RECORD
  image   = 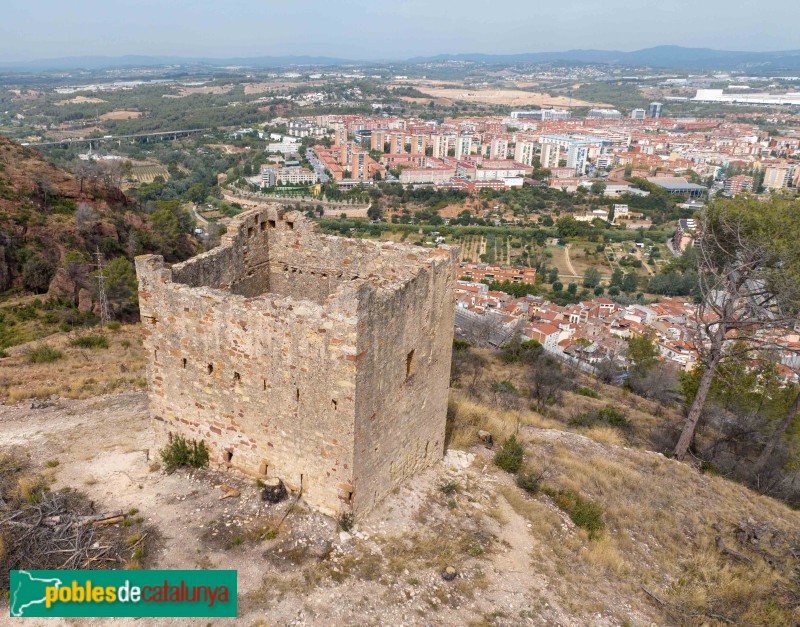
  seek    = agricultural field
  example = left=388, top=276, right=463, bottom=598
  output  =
left=54, top=96, right=106, bottom=106
left=563, top=241, right=615, bottom=281
left=99, top=110, right=142, bottom=121
left=458, top=234, right=486, bottom=263
left=411, top=86, right=604, bottom=108
left=456, top=234, right=518, bottom=265
left=128, top=164, right=170, bottom=184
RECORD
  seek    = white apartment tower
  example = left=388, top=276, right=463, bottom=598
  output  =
left=431, top=135, right=450, bottom=159
left=489, top=138, right=508, bottom=160
left=514, top=140, right=537, bottom=167
left=539, top=142, right=561, bottom=169
left=455, top=134, right=473, bottom=160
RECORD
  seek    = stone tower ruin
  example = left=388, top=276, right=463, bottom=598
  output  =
left=135, top=206, right=458, bottom=518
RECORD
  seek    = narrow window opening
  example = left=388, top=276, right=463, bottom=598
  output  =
left=296, top=388, right=300, bottom=401
left=154, top=349, right=158, bottom=360
left=332, top=399, right=337, bottom=411
left=233, top=371, right=241, bottom=385
left=260, top=221, right=267, bottom=231
left=347, top=491, right=353, bottom=504
left=406, top=349, right=416, bottom=379
left=207, top=364, right=214, bottom=374
left=268, top=219, right=276, bottom=229
left=223, top=450, right=233, bottom=464
left=247, top=226, right=254, bottom=238
left=263, top=379, right=267, bottom=391
left=182, top=358, right=187, bottom=369
left=287, top=221, right=294, bottom=230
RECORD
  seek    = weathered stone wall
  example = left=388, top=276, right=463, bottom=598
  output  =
left=136, top=205, right=457, bottom=518
left=352, top=248, right=458, bottom=516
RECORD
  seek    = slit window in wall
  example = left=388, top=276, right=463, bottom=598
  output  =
left=207, top=364, right=214, bottom=375
left=247, top=227, right=254, bottom=238
left=331, top=399, right=337, bottom=411
left=182, top=358, right=187, bottom=369
left=260, top=221, right=267, bottom=232
left=287, top=221, right=294, bottom=230
left=268, top=219, right=276, bottom=229
left=347, top=491, right=353, bottom=505
left=263, top=379, right=267, bottom=391
left=233, top=371, right=241, bottom=385
left=154, top=349, right=158, bottom=361
left=223, top=450, right=233, bottom=464
left=296, top=388, right=300, bottom=402
left=406, top=349, right=416, bottom=379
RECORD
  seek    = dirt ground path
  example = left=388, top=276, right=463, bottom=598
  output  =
left=563, top=244, right=578, bottom=277
left=0, top=393, right=603, bottom=626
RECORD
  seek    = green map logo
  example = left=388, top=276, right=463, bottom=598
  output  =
left=10, top=571, right=64, bottom=617
left=9, top=570, right=237, bottom=618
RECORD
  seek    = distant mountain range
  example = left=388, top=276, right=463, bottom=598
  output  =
left=409, top=46, right=800, bottom=71
left=3, top=46, right=800, bottom=72
left=0, top=54, right=355, bottom=72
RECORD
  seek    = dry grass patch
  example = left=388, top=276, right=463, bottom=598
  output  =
left=0, top=325, right=145, bottom=402
left=447, top=391, right=559, bottom=449
left=517, top=429, right=800, bottom=625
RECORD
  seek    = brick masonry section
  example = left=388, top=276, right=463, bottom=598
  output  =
left=135, top=205, right=458, bottom=519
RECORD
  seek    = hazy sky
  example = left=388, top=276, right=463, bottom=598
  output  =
left=2, top=0, right=799, bottom=61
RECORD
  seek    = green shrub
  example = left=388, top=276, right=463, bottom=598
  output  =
left=700, top=461, right=719, bottom=476
left=27, top=345, right=64, bottom=364
left=575, top=387, right=599, bottom=398
left=440, top=480, right=458, bottom=495
left=517, top=472, right=542, bottom=494
left=14, top=304, right=39, bottom=322
left=516, top=472, right=542, bottom=495
left=569, top=411, right=595, bottom=428
left=544, top=488, right=605, bottom=539
left=338, top=512, right=354, bottom=532
left=106, top=321, right=122, bottom=331
left=59, top=322, right=72, bottom=333
left=596, top=407, right=629, bottom=428
left=452, top=339, right=471, bottom=351
left=494, top=435, right=524, bottom=473
left=21, top=256, right=55, bottom=293
left=70, top=335, right=109, bottom=350
left=159, top=434, right=210, bottom=473
left=569, top=406, right=629, bottom=429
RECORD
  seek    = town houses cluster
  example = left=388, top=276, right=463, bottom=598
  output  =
left=454, top=275, right=800, bottom=383
left=261, top=108, right=800, bottom=196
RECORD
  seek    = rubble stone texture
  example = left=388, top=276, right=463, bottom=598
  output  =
left=135, top=206, right=458, bottom=518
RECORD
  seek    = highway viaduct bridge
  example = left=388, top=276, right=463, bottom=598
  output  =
left=24, top=128, right=211, bottom=148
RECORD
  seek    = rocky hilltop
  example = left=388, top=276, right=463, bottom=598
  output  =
left=0, top=134, right=191, bottom=310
